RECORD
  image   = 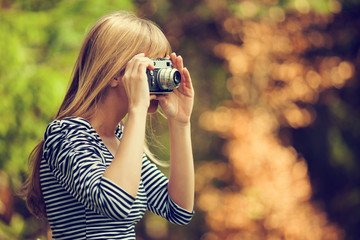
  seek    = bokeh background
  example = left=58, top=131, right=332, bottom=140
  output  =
left=1, top=0, right=359, bottom=239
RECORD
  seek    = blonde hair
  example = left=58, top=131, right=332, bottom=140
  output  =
left=21, top=11, right=171, bottom=218
left=59, top=11, right=171, bottom=119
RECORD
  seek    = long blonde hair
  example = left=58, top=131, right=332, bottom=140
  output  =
left=21, top=11, right=171, bottom=218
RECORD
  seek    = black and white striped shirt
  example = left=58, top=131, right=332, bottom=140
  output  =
left=40, top=117, right=193, bottom=239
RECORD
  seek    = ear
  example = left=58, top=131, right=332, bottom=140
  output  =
left=109, top=77, right=120, bottom=87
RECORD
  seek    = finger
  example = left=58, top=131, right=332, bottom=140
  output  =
left=176, top=55, right=184, bottom=71
left=170, top=52, right=177, bottom=61
left=145, top=57, right=155, bottom=70
left=136, top=58, right=154, bottom=76
left=150, top=94, right=157, bottom=100
left=170, top=52, right=178, bottom=68
left=135, top=52, right=145, bottom=57
left=179, top=67, right=193, bottom=91
left=183, top=67, right=191, bottom=83
left=128, top=53, right=146, bottom=68
left=124, top=53, right=145, bottom=78
left=171, top=52, right=183, bottom=69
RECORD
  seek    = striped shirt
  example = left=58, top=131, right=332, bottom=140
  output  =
left=40, top=117, right=193, bottom=239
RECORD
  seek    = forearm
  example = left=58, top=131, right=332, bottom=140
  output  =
left=167, top=119, right=195, bottom=212
left=103, top=108, right=147, bottom=197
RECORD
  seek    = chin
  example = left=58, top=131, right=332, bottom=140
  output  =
left=147, top=100, right=159, bottom=114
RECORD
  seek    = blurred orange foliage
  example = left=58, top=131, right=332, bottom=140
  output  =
left=197, top=2, right=353, bottom=239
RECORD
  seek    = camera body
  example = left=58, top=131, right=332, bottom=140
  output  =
left=146, top=58, right=181, bottom=94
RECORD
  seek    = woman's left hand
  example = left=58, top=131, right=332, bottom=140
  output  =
left=156, top=53, right=194, bottom=125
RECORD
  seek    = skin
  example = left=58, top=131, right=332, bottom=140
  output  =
left=88, top=52, right=195, bottom=212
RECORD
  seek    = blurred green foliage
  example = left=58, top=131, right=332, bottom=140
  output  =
left=0, top=0, right=135, bottom=182
left=0, top=0, right=136, bottom=238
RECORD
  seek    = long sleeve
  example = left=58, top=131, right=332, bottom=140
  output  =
left=141, top=155, right=194, bottom=225
left=43, top=119, right=135, bottom=221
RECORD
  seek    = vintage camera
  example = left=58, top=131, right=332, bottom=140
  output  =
left=146, top=58, right=181, bottom=94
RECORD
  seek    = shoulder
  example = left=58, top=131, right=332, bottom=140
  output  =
left=45, top=117, right=92, bottom=138
left=43, top=117, right=105, bottom=164
left=43, top=117, right=97, bottom=150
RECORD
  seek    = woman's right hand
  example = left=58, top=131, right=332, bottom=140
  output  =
left=122, top=53, right=154, bottom=111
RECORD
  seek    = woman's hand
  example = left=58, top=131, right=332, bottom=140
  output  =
left=122, top=53, right=154, bottom=111
left=156, top=53, right=194, bottom=124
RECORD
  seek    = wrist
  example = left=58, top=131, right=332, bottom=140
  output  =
left=168, top=118, right=191, bottom=129
left=128, top=105, right=149, bottom=115
left=127, top=106, right=148, bottom=122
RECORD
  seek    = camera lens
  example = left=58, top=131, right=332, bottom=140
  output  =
left=173, top=71, right=181, bottom=85
left=157, top=68, right=182, bottom=90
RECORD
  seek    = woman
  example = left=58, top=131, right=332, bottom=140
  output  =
left=22, top=11, right=194, bottom=239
